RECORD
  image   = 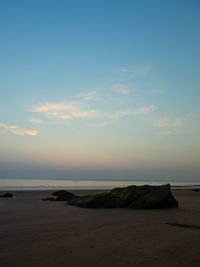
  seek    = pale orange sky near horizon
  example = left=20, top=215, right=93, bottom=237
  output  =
left=0, top=0, right=200, bottom=181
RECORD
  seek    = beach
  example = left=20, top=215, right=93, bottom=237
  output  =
left=0, top=189, right=200, bottom=267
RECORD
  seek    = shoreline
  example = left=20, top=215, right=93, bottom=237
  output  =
left=0, top=184, right=200, bottom=191
left=0, top=178, right=200, bottom=191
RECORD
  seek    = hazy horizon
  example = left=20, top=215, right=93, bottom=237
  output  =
left=0, top=0, right=200, bottom=182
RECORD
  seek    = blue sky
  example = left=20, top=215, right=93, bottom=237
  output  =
left=0, top=0, right=200, bottom=181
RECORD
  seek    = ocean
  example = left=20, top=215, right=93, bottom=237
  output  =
left=0, top=179, right=200, bottom=190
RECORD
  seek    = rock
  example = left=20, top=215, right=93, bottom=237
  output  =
left=69, top=184, right=178, bottom=209
left=0, top=193, right=13, bottom=198
left=69, top=192, right=117, bottom=208
left=52, top=190, right=75, bottom=201
left=191, top=189, right=200, bottom=192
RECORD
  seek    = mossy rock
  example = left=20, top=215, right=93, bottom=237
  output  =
left=0, top=193, right=13, bottom=198
left=69, top=184, right=178, bottom=209
left=69, top=192, right=117, bottom=208
left=42, top=190, right=78, bottom=201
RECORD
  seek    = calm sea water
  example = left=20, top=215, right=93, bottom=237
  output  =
left=0, top=179, right=200, bottom=190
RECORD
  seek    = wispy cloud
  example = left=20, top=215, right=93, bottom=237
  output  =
left=31, top=102, right=97, bottom=120
left=112, top=83, right=130, bottom=95
left=78, top=91, right=97, bottom=101
left=29, top=118, right=43, bottom=124
left=97, top=105, right=156, bottom=119
left=31, top=100, right=156, bottom=121
left=0, top=123, right=38, bottom=136
left=155, top=117, right=181, bottom=128
left=154, top=117, right=181, bottom=135
left=30, top=91, right=99, bottom=120
left=30, top=88, right=156, bottom=123
left=155, top=117, right=169, bottom=127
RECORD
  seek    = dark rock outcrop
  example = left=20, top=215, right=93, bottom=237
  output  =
left=0, top=193, right=13, bottom=198
left=43, top=190, right=76, bottom=201
left=52, top=190, right=75, bottom=201
left=69, top=184, right=178, bottom=209
left=191, top=189, right=200, bottom=192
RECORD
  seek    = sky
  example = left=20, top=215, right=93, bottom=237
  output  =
left=0, top=0, right=200, bottom=181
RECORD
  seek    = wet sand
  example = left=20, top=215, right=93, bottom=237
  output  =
left=0, top=189, right=200, bottom=267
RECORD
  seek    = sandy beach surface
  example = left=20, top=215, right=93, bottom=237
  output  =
left=0, top=189, right=200, bottom=267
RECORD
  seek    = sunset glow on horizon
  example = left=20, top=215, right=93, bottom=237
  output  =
left=0, top=0, right=200, bottom=181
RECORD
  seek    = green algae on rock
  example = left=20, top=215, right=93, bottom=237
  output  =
left=69, top=184, right=178, bottom=209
